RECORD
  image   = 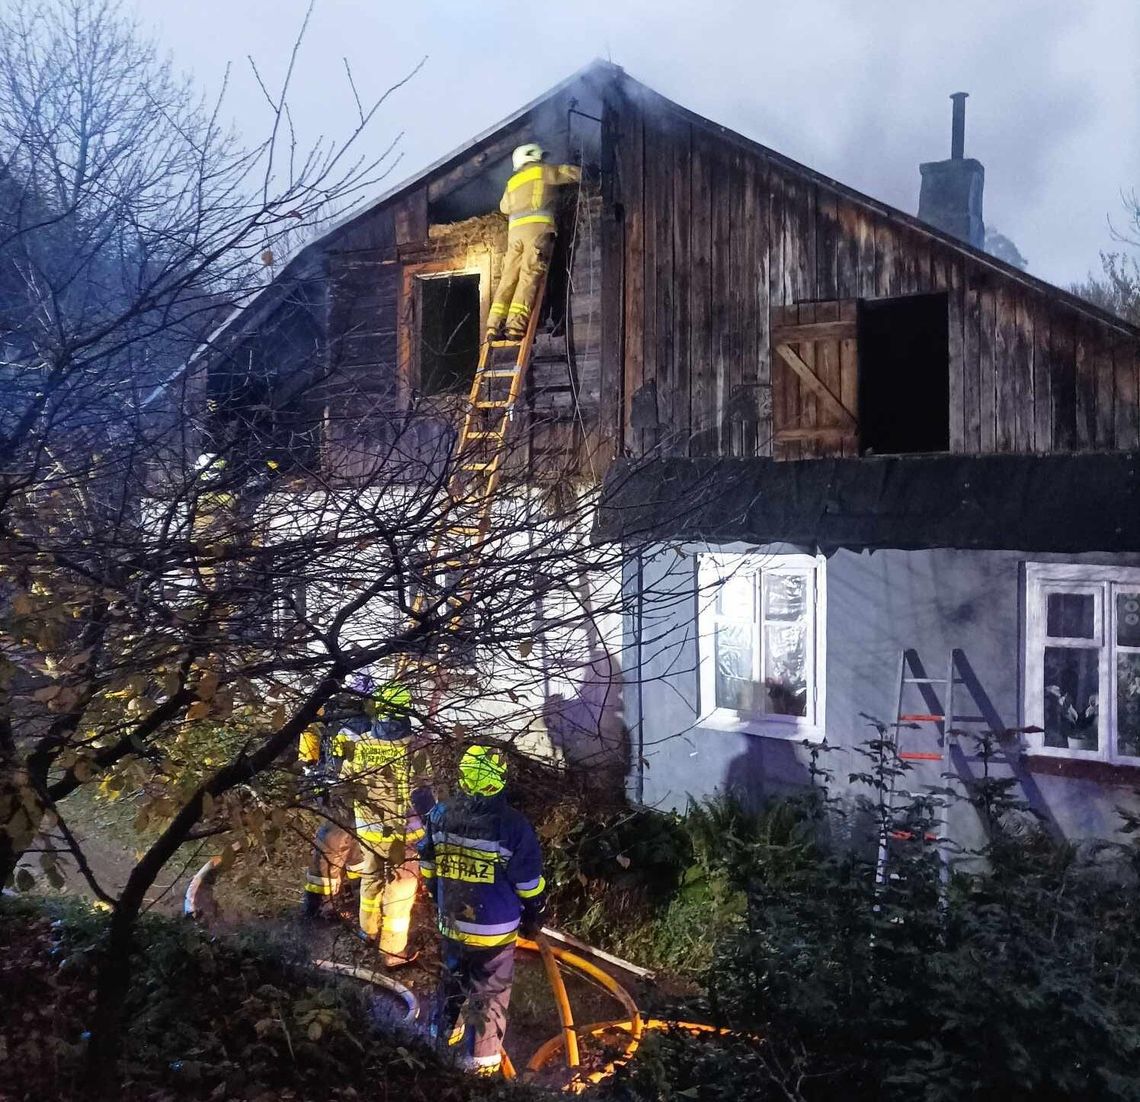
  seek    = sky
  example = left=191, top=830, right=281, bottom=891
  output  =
left=131, top=0, right=1139, bottom=288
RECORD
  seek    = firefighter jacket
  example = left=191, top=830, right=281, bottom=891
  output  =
left=339, top=719, right=434, bottom=853
left=499, top=163, right=582, bottom=231
left=417, top=791, right=546, bottom=949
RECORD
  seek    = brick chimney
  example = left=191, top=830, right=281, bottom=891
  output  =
left=918, top=92, right=985, bottom=248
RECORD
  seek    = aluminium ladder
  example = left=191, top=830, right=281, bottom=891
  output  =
left=874, top=650, right=959, bottom=890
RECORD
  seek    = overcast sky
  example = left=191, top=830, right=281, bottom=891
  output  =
left=133, top=0, right=1139, bottom=288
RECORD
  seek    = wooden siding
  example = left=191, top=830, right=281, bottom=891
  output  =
left=607, top=85, right=1140, bottom=459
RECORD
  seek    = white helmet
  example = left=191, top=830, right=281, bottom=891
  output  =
left=195, top=453, right=226, bottom=479
left=512, top=143, right=544, bottom=171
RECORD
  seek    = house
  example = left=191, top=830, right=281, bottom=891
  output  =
left=204, top=61, right=1140, bottom=840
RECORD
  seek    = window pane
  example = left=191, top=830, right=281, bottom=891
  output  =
left=1046, top=592, right=1095, bottom=639
left=764, top=573, right=807, bottom=621
left=1043, top=646, right=1099, bottom=751
left=1117, top=592, right=1140, bottom=648
left=1118, top=654, right=1140, bottom=759
left=715, top=622, right=758, bottom=711
left=764, top=622, right=808, bottom=716
left=717, top=571, right=754, bottom=619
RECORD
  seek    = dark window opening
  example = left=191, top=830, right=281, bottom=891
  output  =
left=858, top=292, right=949, bottom=455
left=418, top=273, right=481, bottom=395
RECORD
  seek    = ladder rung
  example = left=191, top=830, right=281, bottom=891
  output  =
left=481, top=369, right=519, bottom=378
left=475, top=401, right=510, bottom=409
left=899, top=714, right=944, bottom=723
left=903, top=677, right=951, bottom=685
left=447, top=526, right=482, bottom=536
left=899, top=752, right=943, bottom=762
left=461, top=462, right=494, bottom=471
left=889, top=830, right=941, bottom=842
left=490, top=339, right=523, bottom=348
left=464, top=431, right=503, bottom=440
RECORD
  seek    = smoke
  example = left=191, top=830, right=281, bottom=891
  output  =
left=132, top=0, right=1139, bottom=286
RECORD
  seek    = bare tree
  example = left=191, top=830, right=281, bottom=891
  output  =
left=0, top=2, right=700, bottom=1093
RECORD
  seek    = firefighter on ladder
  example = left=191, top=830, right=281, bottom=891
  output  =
left=418, top=745, right=547, bottom=1075
left=485, top=144, right=581, bottom=342
left=301, top=680, right=434, bottom=967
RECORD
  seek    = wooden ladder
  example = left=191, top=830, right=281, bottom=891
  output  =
left=405, top=271, right=549, bottom=673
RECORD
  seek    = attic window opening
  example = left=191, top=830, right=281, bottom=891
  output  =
left=417, top=272, right=481, bottom=396
left=858, top=292, right=950, bottom=455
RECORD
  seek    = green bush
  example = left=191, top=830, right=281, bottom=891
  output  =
left=603, top=734, right=1140, bottom=1101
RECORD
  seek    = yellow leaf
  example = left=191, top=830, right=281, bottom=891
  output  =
left=186, top=700, right=211, bottom=722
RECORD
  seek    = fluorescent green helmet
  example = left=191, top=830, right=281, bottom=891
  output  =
left=367, top=681, right=412, bottom=721
left=458, top=745, right=507, bottom=797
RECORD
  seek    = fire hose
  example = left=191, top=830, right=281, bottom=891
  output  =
left=185, top=856, right=731, bottom=1092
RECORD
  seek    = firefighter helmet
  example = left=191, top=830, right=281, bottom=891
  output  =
left=368, top=681, right=412, bottom=721
left=512, top=143, right=545, bottom=171
left=458, top=745, right=507, bottom=796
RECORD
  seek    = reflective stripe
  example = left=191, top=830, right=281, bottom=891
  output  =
left=305, top=874, right=339, bottom=895
left=434, top=833, right=503, bottom=855
left=450, top=917, right=520, bottom=936
left=507, top=302, right=530, bottom=316
left=360, top=895, right=382, bottom=912
left=440, top=924, right=518, bottom=948
left=405, top=827, right=425, bottom=843
left=419, top=861, right=437, bottom=878
left=304, top=881, right=336, bottom=895
left=472, top=1053, right=503, bottom=1069
left=508, top=213, right=556, bottom=227
left=383, top=915, right=412, bottom=933
left=507, top=165, right=544, bottom=192
left=488, top=302, right=507, bottom=316
left=514, top=875, right=545, bottom=899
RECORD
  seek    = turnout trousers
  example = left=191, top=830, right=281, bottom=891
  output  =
left=359, top=840, right=420, bottom=959
left=434, top=938, right=515, bottom=1073
left=487, top=223, right=555, bottom=338
left=303, top=818, right=363, bottom=901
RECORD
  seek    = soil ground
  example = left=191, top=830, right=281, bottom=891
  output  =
left=14, top=793, right=650, bottom=1091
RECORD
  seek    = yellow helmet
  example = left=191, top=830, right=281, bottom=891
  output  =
left=458, top=745, right=507, bottom=796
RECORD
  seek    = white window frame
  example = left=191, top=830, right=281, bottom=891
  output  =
left=697, top=552, right=826, bottom=740
left=1024, top=562, right=1140, bottom=764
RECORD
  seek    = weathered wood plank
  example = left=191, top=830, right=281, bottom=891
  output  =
left=1114, top=336, right=1139, bottom=450
left=768, top=164, right=792, bottom=456
left=754, top=156, right=772, bottom=457
left=978, top=285, right=997, bottom=452
left=651, top=117, right=675, bottom=455
left=1033, top=311, right=1052, bottom=452
left=1094, top=332, right=1115, bottom=449
left=738, top=151, right=760, bottom=456
left=993, top=284, right=1015, bottom=452
left=772, top=319, right=858, bottom=344
left=621, top=96, right=645, bottom=451
left=1074, top=319, right=1096, bottom=450
left=816, top=187, right=839, bottom=301
left=710, top=145, right=733, bottom=454
left=944, top=257, right=967, bottom=453
left=641, top=110, right=659, bottom=450
left=835, top=197, right=861, bottom=300
left=797, top=301, right=819, bottom=458
left=1050, top=312, right=1077, bottom=451
left=774, top=341, right=857, bottom=427
left=854, top=208, right=876, bottom=300
left=394, top=189, right=428, bottom=248
left=874, top=219, right=897, bottom=298
left=1011, top=290, right=1034, bottom=452
left=725, top=150, right=746, bottom=455
left=815, top=300, right=842, bottom=456
left=671, top=121, right=693, bottom=453
left=961, top=277, right=982, bottom=453
left=597, top=89, right=625, bottom=466
left=689, top=128, right=715, bottom=455
left=775, top=427, right=850, bottom=442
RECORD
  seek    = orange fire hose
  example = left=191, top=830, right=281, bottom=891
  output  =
left=537, top=937, right=581, bottom=1068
